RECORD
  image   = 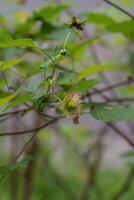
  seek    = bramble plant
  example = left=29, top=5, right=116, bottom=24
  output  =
left=0, top=0, right=134, bottom=199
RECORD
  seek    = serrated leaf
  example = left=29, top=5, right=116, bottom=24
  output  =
left=89, top=103, right=134, bottom=121
left=78, top=64, right=113, bottom=80
left=57, top=71, right=76, bottom=86
left=73, top=79, right=100, bottom=92
left=0, top=58, right=21, bottom=70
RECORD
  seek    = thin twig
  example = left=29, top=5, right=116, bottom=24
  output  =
left=105, top=97, right=134, bottom=103
left=83, top=79, right=134, bottom=98
left=0, top=108, right=29, bottom=118
left=107, top=122, right=134, bottom=147
left=0, top=115, right=15, bottom=124
left=0, top=118, right=61, bottom=183
left=14, top=131, right=38, bottom=161
left=101, top=0, right=134, bottom=20
left=0, top=117, right=61, bottom=137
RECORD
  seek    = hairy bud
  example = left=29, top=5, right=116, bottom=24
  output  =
left=60, top=92, right=82, bottom=124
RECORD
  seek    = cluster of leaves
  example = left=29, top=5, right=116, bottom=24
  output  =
left=0, top=2, right=134, bottom=122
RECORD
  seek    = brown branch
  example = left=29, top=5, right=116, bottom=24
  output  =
left=0, top=115, right=15, bottom=124
left=23, top=139, right=38, bottom=200
left=107, top=122, right=134, bottom=147
left=105, top=97, right=134, bottom=103
left=82, top=29, right=134, bottom=149
left=0, top=117, right=61, bottom=137
left=0, top=108, right=29, bottom=118
left=101, top=0, right=134, bottom=20
left=0, top=117, right=61, bottom=183
left=84, top=79, right=134, bottom=97
left=14, top=131, right=38, bottom=161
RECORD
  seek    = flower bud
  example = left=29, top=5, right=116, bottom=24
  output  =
left=60, top=92, right=82, bottom=124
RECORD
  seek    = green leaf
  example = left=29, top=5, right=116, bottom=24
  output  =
left=107, top=20, right=134, bottom=38
left=4, top=93, right=30, bottom=111
left=89, top=103, right=134, bottom=121
left=0, top=80, right=6, bottom=89
left=10, top=156, right=34, bottom=170
left=0, top=89, right=20, bottom=107
left=0, top=90, right=9, bottom=98
left=0, top=29, right=12, bottom=41
left=26, top=68, right=42, bottom=78
left=70, top=37, right=99, bottom=54
left=78, top=64, right=113, bottom=80
left=73, top=79, right=100, bottom=92
left=0, top=156, right=34, bottom=178
left=33, top=3, right=69, bottom=23
left=122, top=150, right=134, bottom=168
left=0, top=37, right=36, bottom=48
left=86, top=13, right=134, bottom=39
left=86, top=12, right=115, bottom=26
left=0, top=58, right=21, bottom=70
left=57, top=71, right=77, bottom=86
left=40, top=54, right=62, bottom=70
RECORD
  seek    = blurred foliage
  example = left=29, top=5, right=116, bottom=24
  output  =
left=0, top=0, right=134, bottom=199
